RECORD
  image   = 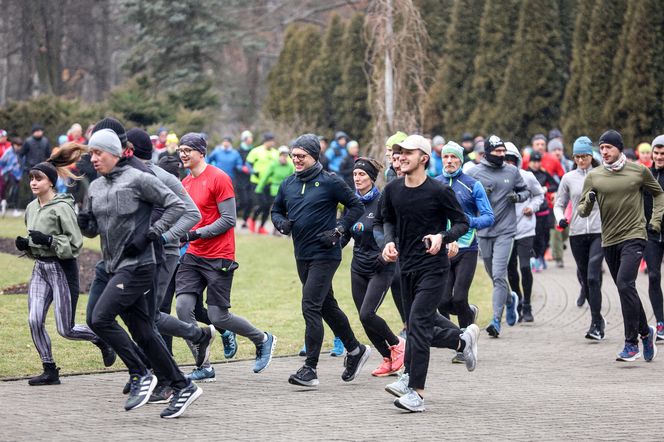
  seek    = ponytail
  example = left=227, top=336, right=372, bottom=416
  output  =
left=47, top=142, right=88, bottom=181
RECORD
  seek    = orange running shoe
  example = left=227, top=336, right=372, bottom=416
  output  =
left=390, top=337, right=406, bottom=372
left=371, top=358, right=393, bottom=377
left=247, top=218, right=256, bottom=233
left=258, top=226, right=268, bottom=235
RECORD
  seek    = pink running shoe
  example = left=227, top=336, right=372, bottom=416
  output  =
left=390, top=337, right=406, bottom=372
left=371, top=358, right=393, bottom=377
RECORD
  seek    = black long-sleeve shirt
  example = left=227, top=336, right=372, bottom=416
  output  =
left=381, top=177, right=469, bottom=273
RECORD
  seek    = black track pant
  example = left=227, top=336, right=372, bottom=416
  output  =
left=507, top=237, right=534, bottom=305
left=644, top=240, right=664, bottom=323
left=570, top=234, right=604, bottom=324
left=89, top=264, right=186, bottom=388
left=402, top=267, right=461, bottom=390
left=236, top=180, right=255, bottom=221
left=297, top=259, right=360, bottom=369
left=439, top=250, right=477, bottom=328
left=390, top=261, right=406, bottom=323
left=256, top=190, right=274, bottom=228
left=533, top=215, right=550, bottom=259
left=351, top=268, right=399, bottom=358
left=603, top=239, right=649, bottom=344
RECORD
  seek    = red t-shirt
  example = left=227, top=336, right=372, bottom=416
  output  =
left=182, top=165, right=235, bottom=259
left=0, top=141, right=11, bottom=157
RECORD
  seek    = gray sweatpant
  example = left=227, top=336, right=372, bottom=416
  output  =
left=28, top=260, right=98, bottom=363
left=479, top=236, right=514, bottom=322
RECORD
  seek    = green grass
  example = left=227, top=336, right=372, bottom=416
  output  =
left=0, top=253, right=35, bottom=291
left=0, top=219, right=493, bottom=378
left=0, top=215, right=100, bottom=251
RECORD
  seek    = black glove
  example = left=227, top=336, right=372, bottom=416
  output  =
left=507, top=192, right=519, bottom=203
left=77, top=211, right=92, bottom=229
left=588, top=189, right=597, bottom=203
left=558, top=219, right=569, bottom=229
left=15, top=236, right=29, bottom=251
left=647, top=224, right=660, bottom=235
left=317, top=227, right=343, bottom=248
left=123, top=233, right=150, bottom=257
left=180, top=230, right=201, bottom=243
left=28, top=230, right=53, bottom=247
left=277, top=220, right=292, bottom=236
left=146, top=230, right=161, bottom=243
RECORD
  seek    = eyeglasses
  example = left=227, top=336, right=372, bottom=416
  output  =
left=177, top=147, right=194, bottom=156
left=289, top=153, right=309, bottom=161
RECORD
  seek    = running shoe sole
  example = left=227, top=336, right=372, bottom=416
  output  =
left=342, top=346, right=371, bottom=382
left=393, top=397, right=425, bottom=412
left=288, top=376, right=319, bottom=387
left=385, top=382, right=409, bottom=398
left=506, top=292, right=519, bottom=326
left=125, top=375, right=158, bottom=411
left=585, top=330, right=603, bottom=341
left=644, top=325, right=658, bottom=362
left=470, top=305, right=479, bottom=324
left=616, top=351, right=641, bottom=362
left=486, top=324, right=499, bottom=338
left=222, top=331, right=238, bottom=359
left=254, top=335, right=277, bottom=374
left=451, top=352, right=465, bottom=364
left=160, top=384, right=203, bottom=419
left=462, top=324, right=479, bottom=372
left=371, top=368, right=398, bottom=377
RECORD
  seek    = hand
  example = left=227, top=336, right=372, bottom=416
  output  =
left=522, top=207, right=533, bottom=217
left=146, top=230, right=160, bottom=242
left=558, top=219, right=569, bottom=229
left=647, top=223, right=660, bottom=234
left=423, top=233, right=444, bottom=255
left=241, top=165, right=250, bottom=174
left=447, top=241, right=459, bottom=258
left=317, top=227, right=343, bottom=248
left=588, top=189, right=596, bottom=203
left=277, top=220, right=292, bottom=236
left=507, top=192, right=519, bottom=203
left=382, top=242, right=398, bottom=262
left=28, top=230, right=53, bottom=247
left=77, top=211, right=92, bottom=229
left=15, top=236, right=29, bottom=252
left=123, top=233, right=150, bottom=257
left=180, top=230, right=202, bottom=243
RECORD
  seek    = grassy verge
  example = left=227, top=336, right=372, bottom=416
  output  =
left=0, top=253, right=35, bottom=291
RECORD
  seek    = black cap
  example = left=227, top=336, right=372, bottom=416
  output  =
left=93, top=117, right=127, bottom=148
left=530, top=151, right=543, bottom=162
left=461, top=132, right=474, bottom=142
left=263, top=132, right=275, bottom=142
left=292, top=133, right=321, bottom=161
left=598, top=129, right=624, bottom=151
left=127, top=128, right=153, bottom=160
left=31, top=124, right=44, bottom=133
left=484, top=135, right=505, bottom=153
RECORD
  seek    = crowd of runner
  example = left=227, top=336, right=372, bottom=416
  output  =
left=6, top=116, right=664, bottom=415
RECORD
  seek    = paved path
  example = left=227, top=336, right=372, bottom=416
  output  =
left=2, top=249, right=662, bottom=441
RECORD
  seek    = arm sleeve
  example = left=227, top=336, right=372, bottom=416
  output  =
left=197, top=198, right=236, bottom=238
left=577, top=173, right=594, bottom=218
left=160, top=175, right=201, bottom=244
left=513, top=169, right=530, bottom=202
left=381, top=186, right=397, bottom=245
left=334, top=177, right=363, bottom=232
left=372, top=196, right=387, bottom=249
left=271, top=181, right=289, bottom=230
left=528, top=176, right=545, bottom=213
left=545, top=173, right=559, bottom=193
left=234, top=151, right=244, bottom=172
left=643, top=167, right=664, bottom=230
left=553, top=176, right=570, bottom=222
left=469, top=181, right=494, bottom=230
left=137, top=174, right=186, bottom=235
left=79, top=195, right=99, bottom=238
left=50, top=205, right=83, bottom=259
left=440, top=186, right=470, bottom=243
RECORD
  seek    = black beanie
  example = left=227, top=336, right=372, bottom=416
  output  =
left=93, top=117, right=127, bottom=147
left=180, top=132, right=207, bottom=155
left=598, top=129, right=624, bottom=151
left=292, top=133, right=321, bottom=161
left=127, top=128, right=153, bottom=160
left=484, top=134, right=506, bottom=153
left=31, top=162, right=58, bottom=187
left=353, top=158, right=379, bottom=182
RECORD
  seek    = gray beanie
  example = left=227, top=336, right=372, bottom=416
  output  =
left=88, top=128, right=122, bottom=157
left=547, top=138, right=563, bottom=152
left=652, top=134, right=664, bottom=148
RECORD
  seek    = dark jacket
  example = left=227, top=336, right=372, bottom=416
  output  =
left=339, top=154, right=357, bottom=188
left=21, top=136, right=51, bottom=169
left=271, top=168, right=363, bottom=261
left=645, top=166, right=664, bottom=242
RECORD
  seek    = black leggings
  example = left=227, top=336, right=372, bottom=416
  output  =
left=533, top=215, right=550, bottom=259
left=439, top=250, right=477, bottom=328
left=351, top=269, right=399, bottom=358
left=391, top=261, right=406, bottom=323
left=570, top=234, right=604, bottom=323
left=507, top=237, right=534, bottom=305
left=252, top=187, right=272, bottom=226
left=644, top=240, right=664, bottom=323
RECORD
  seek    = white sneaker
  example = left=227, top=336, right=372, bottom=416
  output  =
left=394, top=388, right=425, bottom=412
left=460, top=324, right=480, bottom=372
left=385, top=372, right=410, bottom=397
left=12, top=209, right=21, bottom=217
left=0, top=199, right=6, bottom=217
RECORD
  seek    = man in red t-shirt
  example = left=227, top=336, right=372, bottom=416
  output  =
left=522, top=134, right=565, bottom=180
left=175, top=133, right=276, bottom=381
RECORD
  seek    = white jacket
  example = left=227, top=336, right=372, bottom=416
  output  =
left=554, top=167, right=602, bottom=236
left=515, top=169, right=545, bottom=240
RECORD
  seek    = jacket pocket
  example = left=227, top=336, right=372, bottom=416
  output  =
left=116, top=189, right=138, bottom=215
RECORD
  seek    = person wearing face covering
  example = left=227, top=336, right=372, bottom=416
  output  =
left=467, top=135, right=529, bottom=338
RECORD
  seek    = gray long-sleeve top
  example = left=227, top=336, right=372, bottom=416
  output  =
left=554, top=167, right=602, bottom=236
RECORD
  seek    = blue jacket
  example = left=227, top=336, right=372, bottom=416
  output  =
left=436, top=170, right=494, bottom=250
left=428, top=151, right=443, bottom=177
left=325, top=140, right=347, bottom=173
left=208, top=147, right=243, bottom=180
left=271, top=168, right=363, bottom=261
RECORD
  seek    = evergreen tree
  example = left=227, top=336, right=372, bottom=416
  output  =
left=334, top=14, right=371, bottom=143
left=423, top=0, right=484, bottom=137
left=264, top=26, right=301, bottom=121
left=558, top=0, right=577, bottom=64
left=560, top=0, right=595, bottom=141
left=286, top=26, right=323, bottom=124
left=414, top=0, right=454, bottom=64
left=466, top=0, right=519, bottom=135
left=578, top=0, right=627, bottom=140
left=492, top=0, right=566, bottom=144
left=618, top=0, right=664, bottom=145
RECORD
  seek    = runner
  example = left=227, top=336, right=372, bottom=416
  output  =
left=555, top=136, right=604, bottom=340
left=237, top=130, right=254, bottom=229
left=16, top=143, right=115, bottom=386
left=271, top=133, right=370, bottom=387
left=504, top=142, right=544, bottom=323
left=578, top=130, right=661, bottom=362
left=79, top=128, right=202, bottom=418
left=468, top=135, right=529, bottom=337
left=342, top=157, right=405, bottom=377
left=246, top=132, right=277, bottom=234
left=254, top=146, right=294, bottom=235
left=380, top=135, right=478, bottom=412
left=176, top=133, right=276, bottom=381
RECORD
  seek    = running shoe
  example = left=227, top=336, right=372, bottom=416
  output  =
left=399, top=328, right=408, bottom=340
left=394, top=389, right=425, bottom=412
left=125, top=373, right=157, bottom=411
left=186, top=366, right=216, bottom=382
left=486, top=318, right=501, bottom=338
left=451, top=352, right=465, bottom=364
left=341, top=344, right=371, bottom=382
left=221, top=330, right=238, bottom=359
left=160, top=380, right=202, bottom=419
left=460, top=324, right=479, bottom=372
left=385, top=372, right=410, bottom=398
left=288, top=365, right=319, bottom=387
left=522, top=304, right=534, bottom=323
left=530, top=257, right=540, bottom=273
left=149, top=385, right=174, bottom=404
left=656, top=322, right=664, bottom=342
left=585, top=322, right=603, bottom=341
left=616, top=343, right=641, bottom=362
left=642, top=325, right=658, bottom=362
left=195, top=325, right=216, bottom=368
left=247, top=218, right=256, bottom=233
left=469, top=304, right=479, bottom=324
left=258, top=226, right=269, bottom=235
left=505, top=291, right=519, bottom=326
left=330, top=336, right=345, bottom=357
left=299, top=343, right=306, bottom=356
left=371, top=358, right=393, bottom=377
left=389, top=337, right=406, bottom=372
left=254, top=333, right=276, bottom=373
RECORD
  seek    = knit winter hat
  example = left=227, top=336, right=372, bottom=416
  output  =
left=598, top=130, right=624, bottom=151
left=179, top=133, right=207, bottom=155
left=30, top=162, right=58, bottom=187
left=92, top=117, right=127, bottom=147
left=652, top=134, right=664, bottom=148
left=548, top=128, right=562, bottom=140
left=353, top=157, right=380, bottom=182
left=484, top=135, right=506, bottom=153
left=241, top=130, right=253, bottom=142
left=531, top=134, right=547, bottom=144
left=88, top=128, right=122, bottom=157
left=385, top=131, right=408, bottom=149
left=547, top=138, right=564, bottom=152
left=127, top=128, right=153, bottom=160
left=166, top=133, right=179, bottom=145
left=461, top=132, right=474, bottom=142
left=292, top=133, right=321, bottom=160
left=572, top=136, right=594, bottom=156
left=432, top=135, right=446, bottom=147
left=441, top=141, right=464, bottom=163
left=637, top=142, right=652, bottom=154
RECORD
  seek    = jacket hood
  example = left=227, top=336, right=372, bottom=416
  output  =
left=45, top=193, right=76, bottom=209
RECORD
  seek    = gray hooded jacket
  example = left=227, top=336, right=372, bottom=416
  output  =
left=554, top=167, right=602, bottom=236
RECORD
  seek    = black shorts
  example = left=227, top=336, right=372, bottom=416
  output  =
left=514, top=236, right=535, bottom=264
left=175, top=253, right=239, bottom=308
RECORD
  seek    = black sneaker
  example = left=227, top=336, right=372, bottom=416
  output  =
left=288, top=365, right=319, bottom=387
left=124, top=374, right=157, bottom=411
left=195, top=325, right=216, bottom=368
left=341, top=344, right=372, bottom=382
left=122, top=380, right=131, bottom=395
left=149, top=384, right=174, bottom=404
left=28, top=362, right=60, bottom=386
left=522, top=304, right=534, bottom=323
left=160, top=381, right=203, bottom=419
left=585, top=320, right=604, bottom=341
